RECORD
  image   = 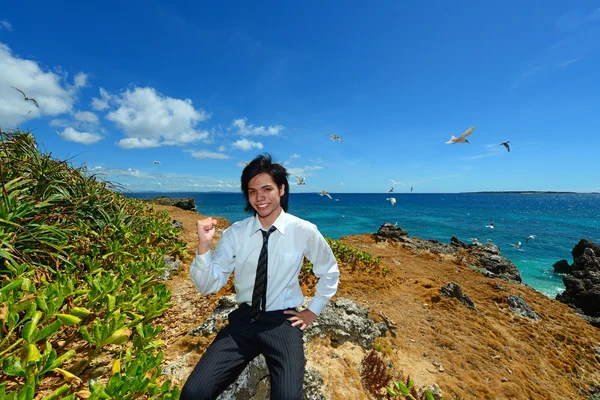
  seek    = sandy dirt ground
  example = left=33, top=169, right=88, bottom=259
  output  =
left=154, top=205, right=600, bottom=400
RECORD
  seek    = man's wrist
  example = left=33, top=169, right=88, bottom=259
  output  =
left=197, top=242, right=210, bottom=254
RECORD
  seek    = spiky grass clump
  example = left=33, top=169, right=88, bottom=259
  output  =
left=0, top=130, right=184, bottom=399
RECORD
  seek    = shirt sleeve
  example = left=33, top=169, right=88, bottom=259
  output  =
left=190, top=227, right=236, bottom=294
left=304, top=225, right=340, bottom=315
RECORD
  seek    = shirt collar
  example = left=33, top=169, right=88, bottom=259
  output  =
left=249, top=209, right=288, bottom=237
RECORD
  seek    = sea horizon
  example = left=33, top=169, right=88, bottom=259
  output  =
left=126, top=192, right=600, bottom=299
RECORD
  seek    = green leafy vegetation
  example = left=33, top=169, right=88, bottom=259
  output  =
left=0, top=130, right=183, bottom=399
left=299, top=237, right=388, bottom=292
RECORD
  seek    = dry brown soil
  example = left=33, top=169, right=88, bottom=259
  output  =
left=154, top=205, right=600, bottom=400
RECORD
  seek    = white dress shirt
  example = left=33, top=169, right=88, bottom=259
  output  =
left=190, top=210, right=340, bottom=316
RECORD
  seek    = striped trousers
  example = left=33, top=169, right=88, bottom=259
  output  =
left=181, top=303, right=305, bottom=400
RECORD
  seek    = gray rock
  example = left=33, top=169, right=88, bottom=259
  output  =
left=159, top=255, right=183, bottom=281
left=375, top=224, right=522, bottom=282
left=216, top=356, right=270, bottom=400
left=172, top=219, right=184, bottom=230
left=141, top=196, right=197, bottom=211
left=440, top=282, right=476, bottom=310
left=303, top=297, right=387, bottom=349
left=161, top=352, right=192, bottom=383
left=450, top=235, right=468, bottom=248
left=507, top=295, right=540, bottom=321
left=182, top=296, right=385, bottom=399
left=468, top=243, right=522, bottom=283
left=553, top=259, right=572, bottom=274
left=188, top=295, right=238, bottom=336
left=375, top=222, right=408, bottom=241
left=555, top=239, right=600, bottom=326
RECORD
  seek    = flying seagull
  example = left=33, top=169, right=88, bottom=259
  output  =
left=295, top=176, right=306, bottom=185
left=510, top=241, right=523, bottom=251
left=500, top=141, right=510, bottom=152
left=12, top=87, right=40, bottom=108
left=152, top=160, right=161, bottom=165
left=446, top=126, right=475, bottom=144
left=386, top=197, right=396, bottom=206
left=485, top=219, right=495, bottom=229
left=410, top=186, right=414, bottom=192
left=526, top=235, right=536, bottom=242
left=388, top=187, right=394, bottom=192
left=328, top=134, right=342, bottom=143
left=319, top=190, right=332, bottom=199
left=389, top=179, right=401, bottom=186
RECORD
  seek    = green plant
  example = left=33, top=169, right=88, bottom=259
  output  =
left=0, top=130, right=182, bottom=398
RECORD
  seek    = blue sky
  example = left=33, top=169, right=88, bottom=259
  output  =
left=1, top=1, right=599, bottom=193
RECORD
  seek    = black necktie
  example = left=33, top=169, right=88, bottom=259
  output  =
left=250, top=226, right=277, bottom=322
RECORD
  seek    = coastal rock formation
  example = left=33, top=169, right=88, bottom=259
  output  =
left=374, top=223, right=522, bottom=283
left=467, top=242, right=522, bottom=283
left=440, top=282, right=476, bottom=310
left=555, top=239, right=600, bottom=328
left=507, top=294, right=540, bottom=321
left=141, top=196, right=197, bottom=211
left=159, top=255, right=183, bottom=281
left=177, top=295, right=386, bottom=399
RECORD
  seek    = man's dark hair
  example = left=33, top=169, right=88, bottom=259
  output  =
left=241, top=153, right=289, bottom=213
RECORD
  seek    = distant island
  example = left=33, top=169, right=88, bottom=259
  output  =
left=461, top=191, right=588, bottom=194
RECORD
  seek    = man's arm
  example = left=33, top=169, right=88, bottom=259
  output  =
left=190, top=218, right=236, bottom=294
left=285, top=225, right=339, bottom=330
left=305, top=227, right=340, bottom=315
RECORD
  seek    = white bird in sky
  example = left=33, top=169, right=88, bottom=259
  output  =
left=328, top=134, right=342, bottom=142
left=446, top=126, right=475, bottom=144
left=510, top=241, right=523, bottom=251
left=526, top=235, right=536, bottom=242
left=386, top=197, right=396, bottom=206
left=320, top=190, right=332, bottom=199
left=295, top=176, right=306, bottom=185
left=389, top=179, right=401, bottom=185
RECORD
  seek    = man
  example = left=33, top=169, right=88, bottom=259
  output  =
left=181, top=154, right=340, bottom=399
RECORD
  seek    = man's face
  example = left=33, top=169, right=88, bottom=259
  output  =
left=248, top=172, right=285, bottom=226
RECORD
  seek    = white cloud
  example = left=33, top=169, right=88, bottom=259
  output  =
left=233, top=138, right=263, bottom=151
left=0, top=20, right=12, bottom=31
left=74, top=72, right=88, bottom=88
left=106, top=87, right=211, bottom=146
left=286, top=167, right=303, bottom=175
left=91, top=88, right=112, bottom=111
left=290, top=153, right=300, bottom=159
left=116, top=137, right=161, bottom=149
left=231, top=117, right=284, bottom=136
left=190, top=150, right=232, bottom=159
left=286, top=164, right=323, bottom=176
left=58, top=127, right=102, bottom=144
left=0, top=44, right=81, bottom=126
left=218, top=145, right=226, bottom=152
left=74, top=111, right=99, bottom=124
left=49, top=119, right=69, bottom=128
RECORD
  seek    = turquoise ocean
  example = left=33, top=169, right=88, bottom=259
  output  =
left=128, top=192, right=600, bottom=298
